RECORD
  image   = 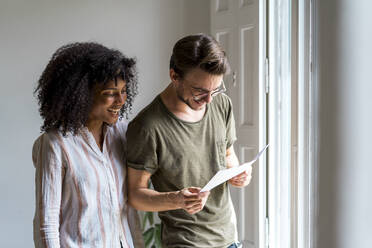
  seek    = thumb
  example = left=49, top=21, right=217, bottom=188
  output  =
left=181, top=188, right=195, bottom=196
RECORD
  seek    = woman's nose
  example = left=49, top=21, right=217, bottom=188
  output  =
left=116, top=93, right=126, bottom=105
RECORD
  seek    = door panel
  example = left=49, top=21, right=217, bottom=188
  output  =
left=211, top=0, right=261, bottom=247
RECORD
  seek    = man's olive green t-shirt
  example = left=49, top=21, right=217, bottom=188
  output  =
left=126, top=94, right=238, bottom=248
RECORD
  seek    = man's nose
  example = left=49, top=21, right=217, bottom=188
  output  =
left=204, top=92, right=213, bottom=103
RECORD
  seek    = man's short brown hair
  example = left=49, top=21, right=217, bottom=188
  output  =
left=169, top=33, right=230, bottom=78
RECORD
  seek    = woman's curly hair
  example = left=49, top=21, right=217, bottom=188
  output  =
left=35, top=42, right=138, bottom=135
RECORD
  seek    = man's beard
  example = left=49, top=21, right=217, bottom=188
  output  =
left=176, top=91, right=193, bottom=109
left=175, top=84, right=206, bottom=111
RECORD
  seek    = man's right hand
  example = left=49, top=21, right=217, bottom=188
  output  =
left=128, top=168, right=210, bottom=213
left=174, top=187, right=210, bottom=214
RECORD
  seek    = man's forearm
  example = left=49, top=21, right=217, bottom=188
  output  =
left=226, top=151, right=240, bottom=169
left=127, top=168, right=210, bottom=214
left=128, top=188, right=181, bottom=212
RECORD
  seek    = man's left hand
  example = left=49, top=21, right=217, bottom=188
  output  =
left=229, top=166, right=252, bottom=188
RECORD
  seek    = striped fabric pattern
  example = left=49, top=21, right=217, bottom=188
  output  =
left=32, top=120, right=143, bottom=248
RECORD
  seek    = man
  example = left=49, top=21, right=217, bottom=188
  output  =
left=127, top=34, right=252, bottom=248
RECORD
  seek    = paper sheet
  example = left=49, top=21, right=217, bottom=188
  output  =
left=200, top=144, right=269, bottom=193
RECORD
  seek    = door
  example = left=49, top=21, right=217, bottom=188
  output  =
left=211, top=0, right=266, bottom=247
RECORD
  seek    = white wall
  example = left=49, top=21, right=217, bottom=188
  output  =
left=316, top=0, right=372, bottom=247
left=0, top=0, right=209, bottom=246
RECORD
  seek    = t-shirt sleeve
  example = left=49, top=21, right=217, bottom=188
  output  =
left=126, top=120, right=158, bottom=175
left=225, top=96, right=237, bottom=149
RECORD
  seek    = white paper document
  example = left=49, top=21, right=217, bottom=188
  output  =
left=200, top=144, right=269, bottom=193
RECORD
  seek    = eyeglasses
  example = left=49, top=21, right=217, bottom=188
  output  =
left=186, top=80, right=226, bottom=102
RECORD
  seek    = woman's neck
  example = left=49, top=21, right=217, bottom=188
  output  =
left=85, top=119, right=104, bottom=151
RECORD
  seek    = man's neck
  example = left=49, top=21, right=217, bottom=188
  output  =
left=160, top=83, right=206, bottom=122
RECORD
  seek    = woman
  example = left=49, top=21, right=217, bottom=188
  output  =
left=32, top=42, right=144, bottom=248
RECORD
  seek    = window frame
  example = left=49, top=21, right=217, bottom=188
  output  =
left=267, top=0, right=317, bottom=247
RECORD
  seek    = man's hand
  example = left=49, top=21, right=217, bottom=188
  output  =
left=173, top=187, right=210, bottom=214
left=229, top=166, right=252, bottom=188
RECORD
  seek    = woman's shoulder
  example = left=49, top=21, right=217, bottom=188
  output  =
left=33, top=131, right=59, bottom=149
left=33, top=129, right=74, bottom=146
left=105, top=119, right=129, bottom=152
left=32, top=130, right=64, bottom=166
left=110, top=118, right=129, bottom=136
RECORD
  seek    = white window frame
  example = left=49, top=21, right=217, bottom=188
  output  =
left=267, top=0, right=317, bottom=247
left=267, top=0, right=292, bottom=247
left=297, top=0, right=318, bottom=247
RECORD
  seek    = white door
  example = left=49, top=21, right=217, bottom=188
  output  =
left=211, top=0, right=266, bottom=247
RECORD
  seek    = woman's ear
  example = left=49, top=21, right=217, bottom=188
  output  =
left=169, top=68, right=179, bottom=83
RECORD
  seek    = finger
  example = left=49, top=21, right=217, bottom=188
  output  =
left=237, top=178, right=249, bottom=184
left=185, top=203, right=202, bottom=210
left=198, top=191, right=210, bottom=198
left=236, top=171, right=247, bottom=177
left=231, top=182, right=244, bottom=187
left=186, top=207, right=201, bottom=215
left=236, top=175, right=248, bottom=180
left=183, top=195, right=201, bottom=202
left=182, top=190, right=201, bottom=200
left=233, top=173, right=247, bottom=180
left=186, top=208, right=201, bottom=214
left=184, top=199, right=202, bottom=207
left=187, top=187, right=202, bottom=193
left=186, top=203, right=203, bottom=213
left=233, top=176, right=251, bottom=186
left=231, top=177, right=246, bottom=183
left=239, top=169, right=251, bottom=177
left=232, top=180, right=243, bottom=185
left=230, top=179, right=246, bottom=186
left=182, top=190, right=199, bottom=197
